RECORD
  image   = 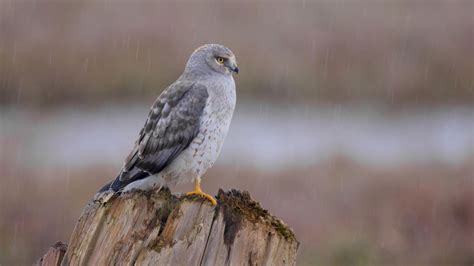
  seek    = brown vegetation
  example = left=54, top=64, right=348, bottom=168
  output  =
left=1, top=157, right=474, bottom=265
left=1, top=1, right=473, bottom=107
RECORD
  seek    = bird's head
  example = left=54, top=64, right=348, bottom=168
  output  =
left=185, top=44, right=239, bottom=76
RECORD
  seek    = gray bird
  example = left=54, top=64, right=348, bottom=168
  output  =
left=99, top=44, right=238, bottom=205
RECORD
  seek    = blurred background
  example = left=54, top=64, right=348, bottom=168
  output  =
left=1, top=1, right=473, bottom=265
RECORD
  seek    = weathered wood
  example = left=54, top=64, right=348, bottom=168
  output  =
left=36, top=241, right=67, bottom=266
left=44, top=188, right=298, bottom=265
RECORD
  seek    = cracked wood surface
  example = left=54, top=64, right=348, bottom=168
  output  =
left=53, top=188, right=298, bottom=266
left=36, top=242, right=67, bottom=266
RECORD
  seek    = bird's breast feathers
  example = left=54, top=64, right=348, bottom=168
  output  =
left=160, top=84, right=236, bottom=185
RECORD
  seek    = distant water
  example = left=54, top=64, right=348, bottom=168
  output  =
left=1, top=101, right=473, bottom=171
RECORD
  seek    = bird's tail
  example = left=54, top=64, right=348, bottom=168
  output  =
left=97, top=170, right=149, bottom=193
left=94, top=170, right=151, bottom=203
left=97, top=179, right=114, bottom=193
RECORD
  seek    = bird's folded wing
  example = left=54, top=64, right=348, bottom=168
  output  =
left=117, top=81, right=209, bottom=186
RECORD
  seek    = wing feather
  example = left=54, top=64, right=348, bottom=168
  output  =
left=108, top=81, right=209, bottom=191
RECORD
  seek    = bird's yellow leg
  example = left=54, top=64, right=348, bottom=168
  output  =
left=186, top=177, right=217, bottom=205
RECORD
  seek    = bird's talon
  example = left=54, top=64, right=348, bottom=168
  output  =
left=186, top=191, right=217, bottom=206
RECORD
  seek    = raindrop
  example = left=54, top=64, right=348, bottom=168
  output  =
left=48, top=52, right=53, bottom=65
left=147, top=57, right=152, bottom=73
left=12, top=42, right=16, bottom=65
left=83, top=58, right=89, bottom=73
left=135, top=40, right=140, bottom=60
left=323, top=48, right=329, bottom=79
left=126, top=36, right=131, bottom=49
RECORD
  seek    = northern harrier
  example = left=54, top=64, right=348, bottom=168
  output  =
left=99, top=44, right=238, bottom=205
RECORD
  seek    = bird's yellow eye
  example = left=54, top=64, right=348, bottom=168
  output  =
left=216, top=57, right=225, bottom=64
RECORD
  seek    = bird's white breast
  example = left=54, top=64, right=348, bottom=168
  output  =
left=160, top=76, right=236, bottom=186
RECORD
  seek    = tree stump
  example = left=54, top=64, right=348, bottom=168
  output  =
left=36, top=242, right=67, bottom=266
left=41, top=188, right=299, bottom=266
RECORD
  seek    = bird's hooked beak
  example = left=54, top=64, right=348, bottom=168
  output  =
left=227, top=57, right=239, bottom=74
left=232, top=66, right=239, bottom=74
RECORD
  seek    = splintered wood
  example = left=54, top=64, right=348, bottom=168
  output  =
left=43, top=189, right=298, bottom=266
left=36, top=242, right=67, bottom=266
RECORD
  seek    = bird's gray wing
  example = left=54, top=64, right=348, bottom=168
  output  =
left=108, top=81, right=209, bottom=191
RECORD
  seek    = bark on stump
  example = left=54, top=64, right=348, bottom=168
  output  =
left=42, top=188, right=298, bottom=266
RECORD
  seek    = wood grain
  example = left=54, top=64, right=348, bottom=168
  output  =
left=41, top=188, right=298, bottom=266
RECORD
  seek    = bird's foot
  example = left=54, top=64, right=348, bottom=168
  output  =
left=186, top=190, right=217, bottom=206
